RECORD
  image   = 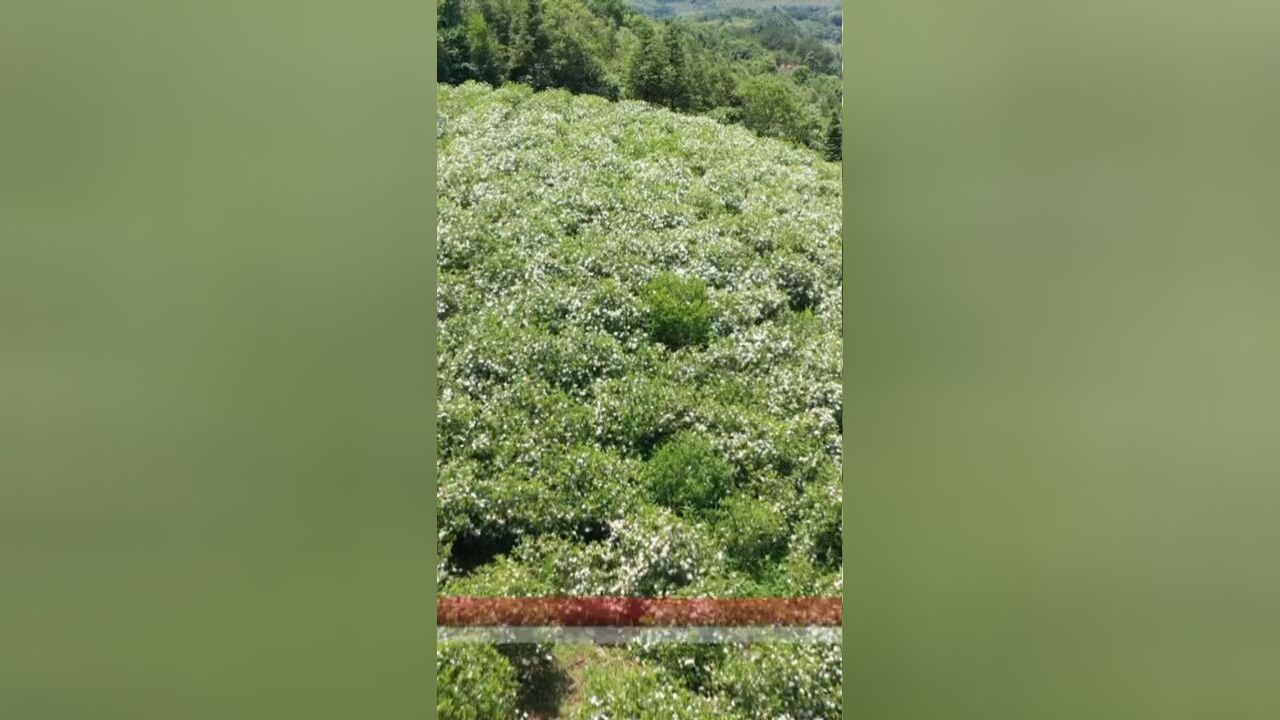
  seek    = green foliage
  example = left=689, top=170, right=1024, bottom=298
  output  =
left=793, top=463, right=842, bottom=570
left=436, top=80, right=842, bottom=588
left=463, top=11, right=503, bottom=85
left=626, top=23, right=667, bottom=106
left=705, top=105, right=741, bottom=124
left=632, top=643, right=729, bottom=694
left=627, top=23, right=697, bottom=111
left=645, top=432, right=734, bottom=514
left=737, top=72, right=823, bottom=147
left=571, top=505, right=716, bottom=595
left=592, top=376, right=692, bottom=454
left=436, top=83, right=842, bottom=717
left=824, top=109, right=842, bottom=161
left=436, top=644, right=520, bottom=720
left=642, top=271, right=713, bottom=349
left=715, top=495, right=787, bottom=572
left=437, top=0, right=842, bottom=150
left=566, top=642, right=843, bottom=719
left=532, top=0, right=617, bottom=96
left=569, top=657, right=734, bottom=720
left=710, top=643, right=843, bottom=719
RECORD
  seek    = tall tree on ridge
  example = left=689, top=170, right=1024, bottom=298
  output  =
left=660, top=23, right=692, bottom=111
left=626, top=23, right=667, bottom=106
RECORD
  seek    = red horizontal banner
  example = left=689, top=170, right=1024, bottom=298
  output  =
left=437, top=596, right=842, bottom=627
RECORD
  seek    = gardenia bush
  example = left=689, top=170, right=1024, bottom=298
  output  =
left=437, top=644, right=520, bottom=720
left=436, top=82, right=842, bottom=718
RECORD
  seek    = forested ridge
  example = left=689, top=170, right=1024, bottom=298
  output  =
left=438, top=0, right=843, bottom=157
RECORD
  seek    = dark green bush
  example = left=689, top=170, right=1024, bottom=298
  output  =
left=644, top=432, right=734, bottom=515
left=716, top=495, right=787, bottom=573
left=641, top=271, right=713, bottom=349
left=436, top=644, right=519, bottom=720
left=498, top=642, right=567, bottom=717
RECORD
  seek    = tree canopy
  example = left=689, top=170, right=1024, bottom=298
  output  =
left=438, top=0, right=843, bottom=151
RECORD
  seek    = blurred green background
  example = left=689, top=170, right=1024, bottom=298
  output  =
left=844, top=0, right=1280, bottom=717
left=1, top=1, right=435, bottom=717
left=5, top=0, right=1280, bottom=716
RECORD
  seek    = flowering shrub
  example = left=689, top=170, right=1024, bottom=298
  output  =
left=437, top=643, right=520, bottom=720
left=566, top=506, right=717, bottom=596
left=569, top=658, right=733, bottom=720
left=632, top=642, right=730, bottom=696
left=436, top=82, right=842, bottom=718
left=710, top=643, right=843, bottom=720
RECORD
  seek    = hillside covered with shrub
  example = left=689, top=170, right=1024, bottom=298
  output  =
left=436, top=82, right=842, bottom=718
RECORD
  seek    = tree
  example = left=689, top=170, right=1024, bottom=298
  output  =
left=587, top=0, right=627, bottom=27
left=504, top=0, right=543, bottom=83
left=533, top=0, right=614, bottom=96
left=627, top=23, right=668, bottom=106
left=464, top=11, right=504, bottom=85
left=824, top=110, right=841, bottom=161
left=659, top=24, right=692, bottom=111
left=689, top=57, right=737, bottom=112
left=627, top=22, right=696, bottom=111
left=437, top=0, right=471, bottom=84
left=737, top=73, right=821, bottom=148
left=435, top=0, right=844, bottom=148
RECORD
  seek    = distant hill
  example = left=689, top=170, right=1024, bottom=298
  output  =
left=631, top=0, right=840, bottom=17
